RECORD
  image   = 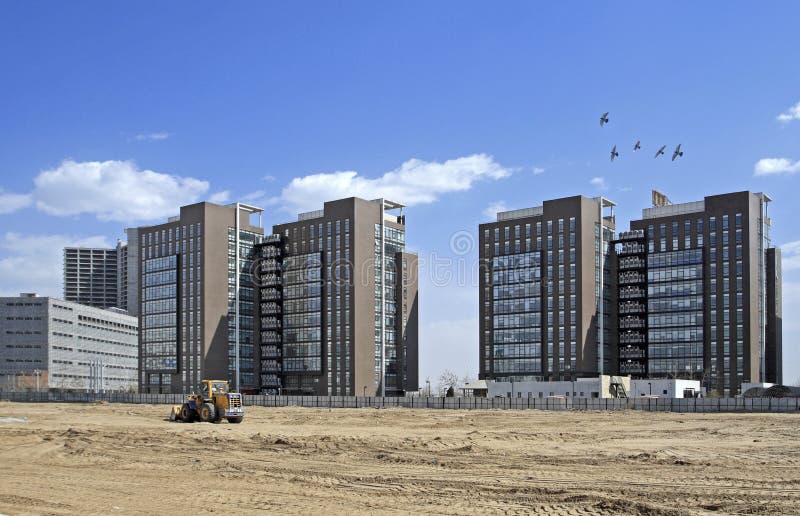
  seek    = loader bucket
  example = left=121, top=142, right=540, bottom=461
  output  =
left=169, top=405, right=182, bottom=421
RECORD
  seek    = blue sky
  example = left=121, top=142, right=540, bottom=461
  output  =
left=1, top=2, right=798, bottom=385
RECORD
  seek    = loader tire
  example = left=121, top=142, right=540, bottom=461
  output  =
left=227, top=416, right=243, bottom=424
left=180, top=404, right=195, bottom=423
left=199, top=403, right=216, bottom=423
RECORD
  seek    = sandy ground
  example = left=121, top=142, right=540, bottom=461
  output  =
left=0, top=403, right=798, bottom=515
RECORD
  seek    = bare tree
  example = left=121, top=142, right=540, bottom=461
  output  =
left=436, top=369, right=459, bottom=396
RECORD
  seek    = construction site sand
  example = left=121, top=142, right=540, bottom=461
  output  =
left=0, top=402, right=798, bottom=515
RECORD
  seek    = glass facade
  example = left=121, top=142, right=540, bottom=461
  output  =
left=141, top=255, right=178, bottom=392
left=282, top=253, right=323, bottom=376
left=647, top=249, right=704, bottom=376
left=596, top=223, right=614, bottom=373
left=491, top=252, right=542, bottom=379
left=228, top=228, right=261, bottom=389
left=375, top=223, right=405, bottom=395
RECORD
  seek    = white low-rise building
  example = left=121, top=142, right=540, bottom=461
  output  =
left=0, top=294, right=138, bottom=392
left=629, top=379, right=702, bottom=398
left=488, top=376, right=631, bottom=399
left=487, top=376, right=704, bottom=399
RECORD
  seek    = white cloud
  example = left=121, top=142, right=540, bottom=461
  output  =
left=0, top=232, right=113, bottom=298
left=754, top=158, right=800, bottom=176
left=590, top=176, right=608, bottom=191
left=483, top=201, right=507, bottom=219
left=263, top=175, right=277, bottom=182
left=241, top=190, right=267, bottom=202
left=780, top=241, right=800, bottom=271
left=134, top=131, right=171, bottom=141
left=279, top=154, right=511, bottom=214
left=0, top=189, right=32, bottom=214
left=777, top=101, right=800, bottom=123
left=533, top=167, right=545, bottom=175
left=208, top=191, right=231, bottom=204
left=32, top=159, right=210, bottom=222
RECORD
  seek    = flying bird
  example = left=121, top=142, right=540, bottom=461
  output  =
left=610, top=145, right=619, bottom=162
left=654, top=145, right=666, bottom=158
left=600, top=112, right=609, bottom=127
left=633, top=140, right=641, bottom=152
left=672, top=144, right=684, bottom=161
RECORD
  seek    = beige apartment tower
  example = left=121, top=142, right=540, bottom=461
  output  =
left=135, top=201, right=264, bottom=393
left=619, top=191, right=781, bottom=395
left=255, top=197, right=419, bottom=396
left=478, top=195, right=616, bottom=383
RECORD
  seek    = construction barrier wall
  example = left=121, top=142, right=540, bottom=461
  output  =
left=2, top=391, right=799, bottom=413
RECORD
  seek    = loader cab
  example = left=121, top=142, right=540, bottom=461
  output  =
left=199, top=380, right=229, bottom=399
left=210, top=381, right=228, bottom=395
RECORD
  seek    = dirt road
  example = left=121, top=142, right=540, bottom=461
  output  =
left=0, top=402, right=797, bottom=515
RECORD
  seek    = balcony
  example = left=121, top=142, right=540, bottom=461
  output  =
left=261, top=360, right=282, bottom=373
left=260, top=246, right=282, bottom=257
left=260, top=345, right=282, bottom=358
left=619, top=272, right=646, bottom=285
left=260, top=317, right=282, bottom=330
left=616, top=243, right=646, bottom=256
left=618, top=302, right=645, bottom=314
left=619, top=347, right=646, bottom=359
left=259, top=263, right=282, bottom=274
left=260, top=302, right=281, bottom=314
left=619, top=333, right=646, bottom=345
left=260, top=274, right=281, bottom=286
left=618, top=257, right=646, bottom=270
left=259, top=289, right=282, bottom=301
left=619, top=287, right=646, bottom=300
left=260, top=330, right=282, bottom=342
left=260, top=373, right=282, bottom=387
left=619, top=317, right=645, bottom=329
left=619, top=362, right=646, bottom=374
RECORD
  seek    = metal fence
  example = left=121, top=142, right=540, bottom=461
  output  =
left=3, top=391, right=799, bottom=413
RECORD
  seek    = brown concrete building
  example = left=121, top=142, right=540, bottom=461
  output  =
left=618, top=191, right=781, bottom=395
left=478, top=195, right=616, bottom=383
left=255, top=197, right=419, bottom=396
left=134, top=202, right=264, bottom=393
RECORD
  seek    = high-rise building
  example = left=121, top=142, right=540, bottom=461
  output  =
left=0, top=293, right=138, bottom=392
left=255, top=197, right=419, bottom=396
left=63, top=239, right=138, bottom=315
left=478, top=195, right=616, bottom=383
left=616, top=191, right=781, bottom=396
left=63, top=245, right=121, bottom=309
left=134, top=201, right=264, bottom=394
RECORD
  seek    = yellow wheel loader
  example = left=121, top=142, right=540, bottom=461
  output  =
left=169, top=380, right=244, bottom=424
